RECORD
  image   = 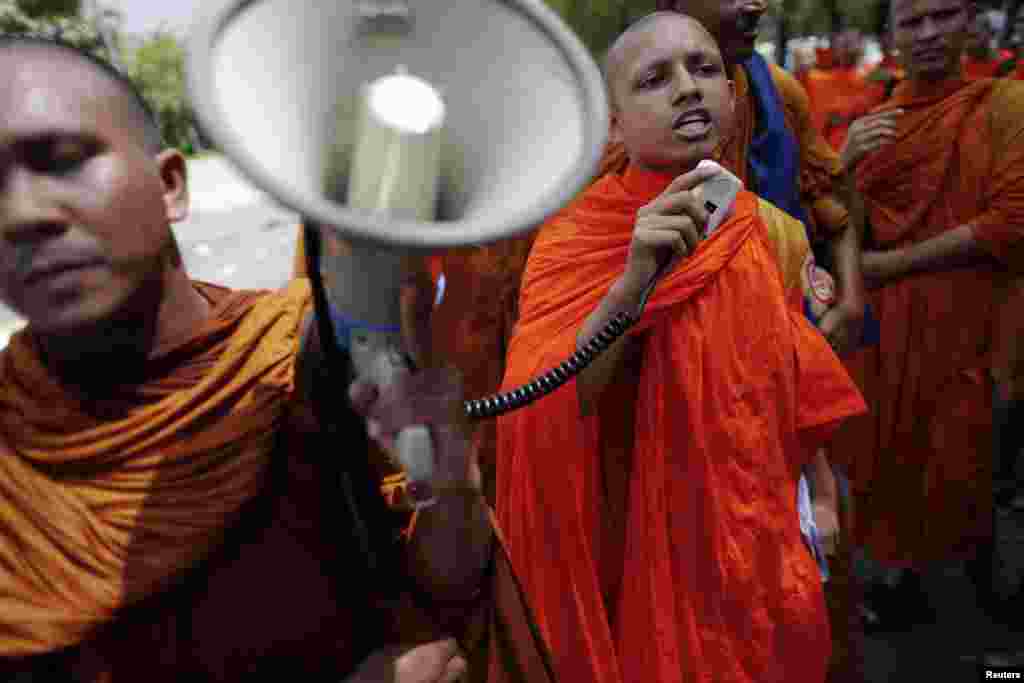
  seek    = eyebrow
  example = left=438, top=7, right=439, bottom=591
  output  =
left=630, top=48, right=720, bottom=78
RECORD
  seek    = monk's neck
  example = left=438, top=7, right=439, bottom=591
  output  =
left=37, top=269, right=212, bottom=394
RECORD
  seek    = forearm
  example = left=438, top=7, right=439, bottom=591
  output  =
left=902, top=223, right=995, bottom=275
left=829, top=220, right=866, bottom=310
left=405, top=468, right=493, bottom=602
left=576, top=278, right=643, bottom=416
left=807, top=448, right=838, bottom=506
left=829, top=173, right=866, bottom=309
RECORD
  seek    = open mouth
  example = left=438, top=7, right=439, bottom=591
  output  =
left=673, top=109, right=712, bottom=138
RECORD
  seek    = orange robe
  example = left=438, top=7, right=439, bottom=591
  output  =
left=598, top=62, right=849, bottom=246
left=0, top=280, right=554, bottom=682
left=801, top=66, right=887, bottom=151
left=831, top=78, right=1024, bottom=567
left=496, top=164, right=866, bottom=683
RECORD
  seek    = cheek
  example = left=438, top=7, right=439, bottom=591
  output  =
left=77, top=158, right=169, bottom=264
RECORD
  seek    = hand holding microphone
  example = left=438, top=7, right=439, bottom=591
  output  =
left=621, top=160, right=742, bottom=301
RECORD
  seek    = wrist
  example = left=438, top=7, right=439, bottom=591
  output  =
left=610, top=275, right=647, bottom=309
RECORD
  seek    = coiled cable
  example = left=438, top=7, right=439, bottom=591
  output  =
left=464, top=259, right=667, bottom=420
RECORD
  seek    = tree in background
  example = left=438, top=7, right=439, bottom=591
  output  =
left=0, top=0, right=104, bottom=55
left=128, top=31, right=198, bottom=155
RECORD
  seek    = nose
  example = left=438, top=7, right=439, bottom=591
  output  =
left=671, top=64, right=701, bottom=105
left=0, top=168, right=68, bottom=245
left=917, top=16, right=940, bottom=41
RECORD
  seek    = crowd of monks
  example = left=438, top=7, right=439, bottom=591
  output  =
left=2, top=0, right=1023, bottom=682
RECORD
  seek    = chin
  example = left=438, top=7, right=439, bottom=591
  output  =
left=25, top=292, right=124, bottom=336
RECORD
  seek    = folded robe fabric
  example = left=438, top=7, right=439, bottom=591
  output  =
left=0, top=280, right=309, bottom=656
left=0, top=278, right=557, bottom=683
left=496, top=164, right=866, bottom=683
left=831, top=77, right=1024, bottom=566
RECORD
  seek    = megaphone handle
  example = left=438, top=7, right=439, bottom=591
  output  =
left=350, top=331, right=438, bottom=510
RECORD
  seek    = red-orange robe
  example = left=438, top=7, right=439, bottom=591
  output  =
left=831, top=78, right=1024, bottom=567
left=496, top=164, right=866, bottom=683
left=801, top=66, right=887, bottom=151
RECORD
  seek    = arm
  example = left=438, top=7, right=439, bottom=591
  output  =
left=575, top=165, right=719, bottom=415
left=575, top=278, right=644, bottom=417
left=296, top=309, right=493, bottom=604
left=862, top=223, right=997, bottom=287
left=807, top=448, right=840, bottom=557
left=776, top=69, right=866, bottom=353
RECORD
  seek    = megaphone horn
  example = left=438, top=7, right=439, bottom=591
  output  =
left=187, top=0, right=609, bottom=248
left=187, top=0, right=609, bottom=507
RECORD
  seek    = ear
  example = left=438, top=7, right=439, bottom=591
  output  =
left=726, top=79, right=736, bottom=117
left=156, top=149, right=189, bottom=224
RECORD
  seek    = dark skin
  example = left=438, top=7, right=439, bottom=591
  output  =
left=0, top=45, right=486, bottom=683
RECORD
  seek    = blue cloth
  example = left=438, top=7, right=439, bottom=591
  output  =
left=744, top=52, right=811, bottom=229
left=798, top=473, right=830, bottom=582
left=745, top=52, right=880, bottom=348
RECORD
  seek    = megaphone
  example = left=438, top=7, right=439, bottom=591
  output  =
left=188, top=0, right=609, bottom=506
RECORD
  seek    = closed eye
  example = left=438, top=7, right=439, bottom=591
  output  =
left=21, top=135, right=99, bottom=176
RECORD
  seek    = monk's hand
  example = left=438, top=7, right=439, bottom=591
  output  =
left=812, top=500, right=840, bottom=557
left=346, top=639, right=468, bottom=683
left=349, top=367, right=475, bottom=488
left=817, top=300, right=864, bottom=356
left=621, top=164, right=718, bottom=296
left=840, top=109, right=902, bottom=172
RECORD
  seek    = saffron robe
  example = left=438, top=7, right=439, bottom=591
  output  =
left=831, top=77, right=1024, bottom=567
left=0, top=279, right=555, bottom=682
left=495, top=164, right=866, bottom=683
left=801, top=66, right=887, bottom=151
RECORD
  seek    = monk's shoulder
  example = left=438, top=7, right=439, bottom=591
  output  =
left=754, top=197, right=810, bottom=278
left=768, top=62, right=812, bottom=115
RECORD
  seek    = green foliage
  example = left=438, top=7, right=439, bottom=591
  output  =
left=545, top=0, right=657, bottom=56
left=16, top=0, right=80, bottom=20
left=0, top=0, right=104, bottom=55
left=127, top=31, right=197, bottom=154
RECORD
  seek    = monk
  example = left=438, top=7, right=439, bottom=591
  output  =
left=599, top=0, right=869, bottom=360
left=962, top=11, right=1017, bottom=80
left=0, top=37, right=554, bottom=682
left=800, top=29, right=887, bottom=151
left=495, top=12, right=867, bottom=683
left=833, top=0, right=1024, bottom=641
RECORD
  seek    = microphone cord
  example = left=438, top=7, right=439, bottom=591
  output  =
left=464, top=260, right=667, bottom=420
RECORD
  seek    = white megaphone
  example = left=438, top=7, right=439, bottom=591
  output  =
left=188, top=0, right=609, bottom=507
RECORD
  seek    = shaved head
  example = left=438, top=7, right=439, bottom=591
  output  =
left=604, top=11, right=717, bottom=105
left=602, top=9, right=734, bottom=176
left=0, top=36, right=163, bottom=154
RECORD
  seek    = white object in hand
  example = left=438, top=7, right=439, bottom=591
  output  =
left=694, top=159, right=743, bottom=238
